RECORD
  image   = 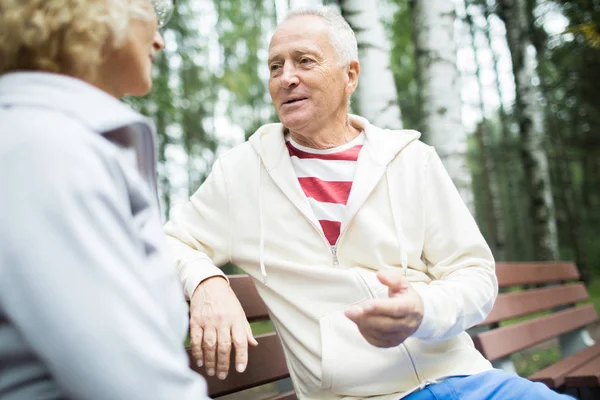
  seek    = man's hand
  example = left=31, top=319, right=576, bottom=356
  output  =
left=189, top=276, right=258, bottom=380
left=344, top=269, right=424, bottom=348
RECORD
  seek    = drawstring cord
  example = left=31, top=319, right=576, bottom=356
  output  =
left=258, top=156, right=268, bottom=285
left=386, top=170, right=408, bottom=276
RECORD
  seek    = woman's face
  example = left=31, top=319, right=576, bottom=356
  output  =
left=97, top=1, right=166, bottom=97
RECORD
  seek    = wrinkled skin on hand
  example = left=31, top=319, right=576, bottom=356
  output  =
left=189, top=276, right=258, bottom=380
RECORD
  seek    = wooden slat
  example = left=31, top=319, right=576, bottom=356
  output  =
left=472, top=304, right=598, bottom=361
left=188, top=332, right=290, bottom=398
left=229, top=275, right=270, bottom=322
left=479, top=283, right=589, bottom=325
left=528, top=343, right=600, bottom=388
left=565, top=351, right=600, bottom=388
left=495, top=262, right=580, bottom=288
left=266, top=390, right=297, bottom=400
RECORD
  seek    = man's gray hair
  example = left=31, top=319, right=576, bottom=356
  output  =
left=285, top=6, right=358, bottom=66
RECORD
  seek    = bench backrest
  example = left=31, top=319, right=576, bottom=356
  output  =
left=189, top=262, right=597, bottom=397
left=472, top=262, right=598, bottom=362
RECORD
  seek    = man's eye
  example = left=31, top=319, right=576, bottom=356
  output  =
left=300, top=58, right=312, bottom=64
left=270, top=64, right=281, bottom=72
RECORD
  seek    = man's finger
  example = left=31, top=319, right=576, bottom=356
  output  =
left=216, top=327, right=233, bottom=380
left=356, top=314, right=412, bottom=336
left=232, top=323, right=249, bottom=373
left=359, top=298, right=413, bottom=318
left=190, top=324, right=204, bottom=368
left=344, top=305, right=365, bottom=322
left=246, top=322, right=259, bottom=347
left=202, top=327, right=218, bottom=377
left=345, top=298, right=410, bottom=321
left=377, top=269, right=410, bottom=294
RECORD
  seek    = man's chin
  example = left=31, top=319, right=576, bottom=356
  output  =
left=278, top=113, right=312, bottom=131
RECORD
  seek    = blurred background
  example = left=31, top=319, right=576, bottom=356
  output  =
left=126, top=0, right=600, bottom=289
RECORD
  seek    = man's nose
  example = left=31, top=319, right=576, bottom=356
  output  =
left=280, top=63, right=299, bottom=88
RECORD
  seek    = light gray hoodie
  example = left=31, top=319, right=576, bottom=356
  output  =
left=0, top=72, right=207, bottom=399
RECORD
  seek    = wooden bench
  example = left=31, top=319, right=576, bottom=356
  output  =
left=470, top=262, right=599, bottom=399
left=188, top=262, right=598, bottom=399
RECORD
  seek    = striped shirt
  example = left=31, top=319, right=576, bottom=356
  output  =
left=285, top=133, right=365, bottom=246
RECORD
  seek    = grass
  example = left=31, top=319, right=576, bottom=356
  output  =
left=513, top=345, right=562, bottom=377
left=586, top=277, right=600, bottom=314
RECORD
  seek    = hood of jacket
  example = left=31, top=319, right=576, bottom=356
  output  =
left=0, top=71, right=159, bottom=197
left=248, top=114, right=420, bottom=171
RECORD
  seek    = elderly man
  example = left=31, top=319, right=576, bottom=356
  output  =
left=165, top=6, right=571, bottom=400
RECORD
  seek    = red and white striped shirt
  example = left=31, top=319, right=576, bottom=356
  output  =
left=285, top=133, right=365, bottom=246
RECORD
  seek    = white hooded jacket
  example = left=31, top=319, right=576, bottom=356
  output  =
left=165, top=115, right=497, bottom=399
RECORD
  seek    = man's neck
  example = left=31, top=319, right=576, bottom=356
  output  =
left=288, top=118, right=362, bottom=150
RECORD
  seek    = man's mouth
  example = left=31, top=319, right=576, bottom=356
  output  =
left=283, top=97, right=307, bottom=105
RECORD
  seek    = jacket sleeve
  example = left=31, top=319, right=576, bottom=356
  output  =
left=0, top=138, right=208, bottom=400
left=164, top=158, right=230, bottom=300
left=411, top=147, right=498, bottom=341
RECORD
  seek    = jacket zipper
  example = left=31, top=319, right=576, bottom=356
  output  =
left=402, top=342, right=422, bottom=386
left=268, top=167, right=425, bottom=386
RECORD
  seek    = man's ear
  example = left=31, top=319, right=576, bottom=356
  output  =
left=346, top=60, right=360, bottom=95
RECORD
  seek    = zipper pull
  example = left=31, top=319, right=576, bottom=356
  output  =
left=331, top=246, right=339, bottom=266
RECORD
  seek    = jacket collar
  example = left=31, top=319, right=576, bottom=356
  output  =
left=0, top=72, right=159, bottom=205
left=248, top=114, right=420, bottom=171
left=0, top=72, right=150, bottom=135
left=248, top=115, right=421, bottom=238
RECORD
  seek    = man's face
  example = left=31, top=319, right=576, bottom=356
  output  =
left=268, top=15, right=356, bottom=132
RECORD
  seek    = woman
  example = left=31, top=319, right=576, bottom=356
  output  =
left=0, top=1, right=208, bottom=399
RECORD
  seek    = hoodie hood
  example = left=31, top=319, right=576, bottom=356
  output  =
left=0, top=72, right=150, bottom=134
left=248, top=114, right=420, bottom=170
left=247, top=114, right=421, bottom=284
left=0, top=72, right=159, bottom=200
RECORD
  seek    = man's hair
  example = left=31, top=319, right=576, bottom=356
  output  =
left=285, top=5, right=358, bottom=66
left=0, top=0, right=154, bottom=80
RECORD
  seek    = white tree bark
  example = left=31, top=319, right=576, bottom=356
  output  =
left=498, top=0, right=559, bottom=260
left=411, top=0, right=475, bottom=213
left=338, top=0, right=403, bottom=129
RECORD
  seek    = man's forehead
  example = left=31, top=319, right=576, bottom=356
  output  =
left=269, top=16, right=330, bottom=56
left=268, top=41, right=323, bottom=58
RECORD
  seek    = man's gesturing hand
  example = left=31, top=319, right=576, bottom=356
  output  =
left=189, top=276, right=258, bottom=380
left=344, top=269, right=424, bottom=348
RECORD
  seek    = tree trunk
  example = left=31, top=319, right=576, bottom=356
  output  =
left=465, top=7, right=505, bottom=260
left=498, top=0, right=559, bottom=260
left=411, top=0, right=475, bottom=213
left=481, top=2, right=527, bottom=260
left=338, top=0, right=403, bottom=129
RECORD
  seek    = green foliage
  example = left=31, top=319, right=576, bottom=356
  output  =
left=386, top=0, right=421, bottom=130
left=215, top=0, right=277, bottom=138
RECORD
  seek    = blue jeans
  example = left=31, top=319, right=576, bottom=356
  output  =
left=404, top=369, right=575, bottom=399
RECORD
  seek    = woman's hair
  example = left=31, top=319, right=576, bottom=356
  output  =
left=0, top=0, right=153, bottom=80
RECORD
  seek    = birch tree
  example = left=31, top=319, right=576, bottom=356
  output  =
left=336, top=0, right=403, bottom=129
left=497, top=0, right=559, bottom=260
left=411, top=0, right=475, bottom=213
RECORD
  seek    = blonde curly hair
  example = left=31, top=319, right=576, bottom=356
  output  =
left=0, top=0, right=153, bottom=80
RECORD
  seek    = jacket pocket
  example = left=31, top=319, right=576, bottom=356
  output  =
left=319, top=309, right=420, bottom=397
